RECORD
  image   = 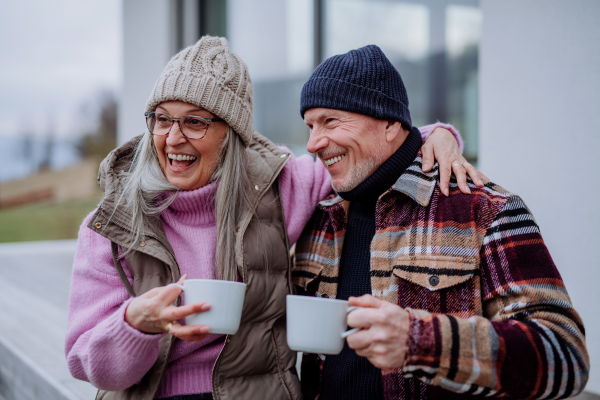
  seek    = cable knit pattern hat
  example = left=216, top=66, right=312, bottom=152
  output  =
left=146, top=36, right=254, bottom=146
left=300, top=44, right=411, bottom=128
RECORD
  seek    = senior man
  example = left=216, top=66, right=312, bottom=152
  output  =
left=293, top=45, right=589, bottom=400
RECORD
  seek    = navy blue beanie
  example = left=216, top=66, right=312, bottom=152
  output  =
left=300, top=45, right=411, bottom=128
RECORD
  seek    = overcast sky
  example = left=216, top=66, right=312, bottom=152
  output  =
left=0, top=0, right=121, bottom=138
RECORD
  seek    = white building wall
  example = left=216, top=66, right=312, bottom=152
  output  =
left=480, top=1, right=600, bottom=393
left=119, top=0, right=173, bottom=144
left=227, top=0, right=288, bottom=81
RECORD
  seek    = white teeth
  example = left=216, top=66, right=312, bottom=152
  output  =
left=324, top=154, right=344, bottom=166
left=168, top=154, right=197, bottom=161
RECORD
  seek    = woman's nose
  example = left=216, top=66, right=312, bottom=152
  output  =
left=165, top=122, right=187, bottom=147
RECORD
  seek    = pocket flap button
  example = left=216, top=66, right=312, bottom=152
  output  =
left=429, top=276, right=440, bottom=286
left=95, top=222, right=102, bottom=229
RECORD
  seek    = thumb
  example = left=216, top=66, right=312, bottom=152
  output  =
left=348, top=294, right=384, bottom=309
left=177, top=274, right=188, bottom=285
left=157, top=274, right=187, bottom=307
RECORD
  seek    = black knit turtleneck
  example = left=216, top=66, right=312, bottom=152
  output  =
left=320, top=127, right=421, bottom=400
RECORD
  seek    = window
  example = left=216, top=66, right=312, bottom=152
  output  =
left=174, top=0, right=481, bottom=161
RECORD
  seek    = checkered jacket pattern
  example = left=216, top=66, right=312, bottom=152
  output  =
left=293, top=153, right=589, bottom=399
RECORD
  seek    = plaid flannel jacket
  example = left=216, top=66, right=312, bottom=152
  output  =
left=293, top=154, right=589, bottom=400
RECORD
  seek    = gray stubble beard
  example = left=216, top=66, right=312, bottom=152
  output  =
left=331, top=139, right=388, bottom=193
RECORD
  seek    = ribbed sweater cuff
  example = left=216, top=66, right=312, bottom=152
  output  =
left=418, top=123, right=463, bottom=153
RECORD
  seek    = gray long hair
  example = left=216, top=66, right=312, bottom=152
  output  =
left=117, top=127, right=253, bottom=281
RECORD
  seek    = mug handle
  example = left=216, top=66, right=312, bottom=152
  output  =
left=341, top=306, right=362, bottom=338
left=167, top=283, right=185, bottom=291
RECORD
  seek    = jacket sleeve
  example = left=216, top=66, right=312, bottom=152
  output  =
left=279, top=123, right=461, bottom=246
left=65, top=211, right=164, bottom=391
left=402, top=196, right=589, bottom=398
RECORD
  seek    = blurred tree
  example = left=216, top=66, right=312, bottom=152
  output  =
left=38, top=117, right=56, bottom=171
left=77, top=91, right=118, bottom=159
left=20, top=130, right=35, bottom=172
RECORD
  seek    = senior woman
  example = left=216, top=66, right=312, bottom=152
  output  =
left=65, top=37, right=478, bottom=400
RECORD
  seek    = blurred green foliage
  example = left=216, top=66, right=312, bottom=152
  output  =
left=0, top=198, right=101, bottom=243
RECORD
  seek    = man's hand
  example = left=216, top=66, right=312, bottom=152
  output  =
left=421, top=127, right=488, bottom=196
left=346, top=294, right=410, bottom=370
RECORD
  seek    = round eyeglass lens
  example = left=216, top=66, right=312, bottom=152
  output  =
left=146, top=113, right=172, bottom=135
left=181, top=116, right=209, bottom=138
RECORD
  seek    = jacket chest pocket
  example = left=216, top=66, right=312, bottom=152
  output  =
left=392, top=256, right=478, bottom=291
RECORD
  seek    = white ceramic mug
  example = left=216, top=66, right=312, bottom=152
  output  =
left=168, top=279, right=246, bottom=335
left=286, top=295, right=361, bottom=355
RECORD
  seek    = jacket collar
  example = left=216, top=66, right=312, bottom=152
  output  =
left=389, top=153, right=438, bottom=207
left=318, top=153, right=439, bottom=209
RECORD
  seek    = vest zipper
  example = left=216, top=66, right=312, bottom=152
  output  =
left=211, top=154, right=291, bottom=398
left=237, top=153, right=291, bottom=280
left=276, top=177, right=296, bottom=399
left=278, top=184, right=294, bottom=293
left=271, top=331, right=294, bottom=400
left=256, top=155, right=295, bottom=399
left=211, top=335, right=229, bottom=400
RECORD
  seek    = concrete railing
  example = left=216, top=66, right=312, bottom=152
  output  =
left=0, top=240, right=96, bottom=400
left=0, top=335, right=82, bottom=400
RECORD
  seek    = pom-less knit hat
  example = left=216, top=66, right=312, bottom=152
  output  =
left=146, top=36, right=254, bottom=146
left=300, top=44, right=411, bottom=128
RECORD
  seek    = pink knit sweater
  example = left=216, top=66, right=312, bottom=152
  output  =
left=65, top=124, right=459, bottom=398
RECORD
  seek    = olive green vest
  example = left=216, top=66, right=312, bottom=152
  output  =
left=88, top=133, right=301, bottom=400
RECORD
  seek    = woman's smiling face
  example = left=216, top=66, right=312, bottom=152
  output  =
left=152, top=100, right=228, bottom=190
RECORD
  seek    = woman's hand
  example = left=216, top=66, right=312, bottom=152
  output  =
left=125, top=275, right=212, bottom=342
left=421, top=128, right=488, bottom=196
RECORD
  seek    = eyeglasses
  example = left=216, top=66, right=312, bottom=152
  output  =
left=145, top=112, right=224, bottom=139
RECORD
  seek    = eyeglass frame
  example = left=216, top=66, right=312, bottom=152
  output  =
left=145, top=111, right=225, bottom=140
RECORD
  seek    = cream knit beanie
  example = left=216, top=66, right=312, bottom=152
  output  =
left=146, top=36, right=254, bottom=146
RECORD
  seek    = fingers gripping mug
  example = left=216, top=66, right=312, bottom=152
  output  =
left=286, top=295, right=362, bottom=355
left=168, top=279, right=246, bottom=335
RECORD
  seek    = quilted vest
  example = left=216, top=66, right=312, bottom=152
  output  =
left=87, top=133, right=301, bottom=400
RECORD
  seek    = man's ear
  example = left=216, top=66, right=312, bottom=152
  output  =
left=384, top=120, right=404, bottom=143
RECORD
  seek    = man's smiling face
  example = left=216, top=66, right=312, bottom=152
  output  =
left=304, top=108, right=391, bottom=192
